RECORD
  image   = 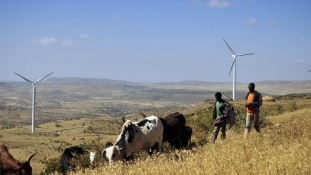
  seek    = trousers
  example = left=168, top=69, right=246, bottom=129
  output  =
left=211, top=120, right=227, bottom=143
left=244, top=112, right=260, bottom=138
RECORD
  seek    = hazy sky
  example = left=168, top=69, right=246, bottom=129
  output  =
left=1, top=0, right=311, bottom=83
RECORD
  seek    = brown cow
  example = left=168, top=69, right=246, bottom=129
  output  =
left=0, top=144, right=37, bottom=175
left=160, top=112, right=186, bottom=148
left=139, top=112, right=186, bottom=148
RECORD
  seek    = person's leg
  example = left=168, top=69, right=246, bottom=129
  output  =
left=220, top=120, right=227, bottom=139
left=244, top=113, right=253, bottom=138
left=254, top=112, right=260, bottom=133
left=211, top=126, right=220, bottom=143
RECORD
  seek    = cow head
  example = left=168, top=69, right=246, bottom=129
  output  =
left=116, top=120, right=137, bottom=149
left=102, top=145, right=123, bottom=165
left=114, top=119, right=142, bottom=160
left=16, top=151, right=38, bottom=175
left=0, top=144, right=37, bottom=175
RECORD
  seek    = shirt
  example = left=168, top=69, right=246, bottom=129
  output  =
left=216, top=101, right=223, bottom=119
left=246, top=92, right=256, bottom=113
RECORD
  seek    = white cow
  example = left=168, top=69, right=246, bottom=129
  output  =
left=102, top=145, right=124, bottom=165
left=115, top=115, right=164, bottom=161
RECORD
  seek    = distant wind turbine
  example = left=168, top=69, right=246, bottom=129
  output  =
left=14, top=72, right=53, bottom=133
left=223, top=39, right=254, bottom=100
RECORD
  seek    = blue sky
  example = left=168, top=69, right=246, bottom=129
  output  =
left=1, top=0, right=311, bottom=83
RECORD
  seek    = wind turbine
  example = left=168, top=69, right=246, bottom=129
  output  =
left=14, top=72, right=53, bottom=133
left=223, top=39, right=254, bottom=100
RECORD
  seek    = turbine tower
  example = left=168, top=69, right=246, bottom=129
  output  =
left=15, top=72, right=53, bottom=133
left=223, top=39, right=254, bottom=100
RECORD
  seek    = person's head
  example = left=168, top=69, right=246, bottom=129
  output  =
left=248, top=83, right=255, bottom=92
left=215, top=92, right=222, bottom=101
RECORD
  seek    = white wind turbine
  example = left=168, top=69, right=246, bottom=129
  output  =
left=223, top=39, right=254, bottom=100
left=15, top=72, right=53, bottom=133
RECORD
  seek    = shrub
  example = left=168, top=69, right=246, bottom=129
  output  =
left=40, top=157, right=61, bottom=175
left=287, top=101, right=297, bottom=112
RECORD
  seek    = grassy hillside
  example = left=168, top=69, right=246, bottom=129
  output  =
left=75, top=110, right=311, bottom=175
left=1, top=94, right=311, bottom=174
left=51, top=102, right=311, bottom=175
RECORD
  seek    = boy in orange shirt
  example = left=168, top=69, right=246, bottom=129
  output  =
left=245, top=83, right=263, bottom=138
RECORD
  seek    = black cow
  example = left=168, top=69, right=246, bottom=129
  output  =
left=142, top=112, right=186, bottom=152
left=173, top=126, right=192, bottom=149
left=60, top=146, right=84, bottom=174
left=160, top=112, right=186, bottom=148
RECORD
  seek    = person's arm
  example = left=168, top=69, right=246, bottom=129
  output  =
left=251, top=92, right=262, bottom=107
left=245, top=92, right=250, bottom=107
left=212, top=102, right=217, bottom=119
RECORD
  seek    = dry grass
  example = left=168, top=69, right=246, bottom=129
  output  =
left=1, top=92, right=311, bottom=174
left=53, top=109, right=311, bottom=175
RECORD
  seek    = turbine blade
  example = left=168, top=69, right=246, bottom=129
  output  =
left=237, top=53, right=255, bottom=56
left=34, top=72, right=53, bottom=84
left=14, top=72, right=33, bottom=83
left=223, top=39, right=236, bottom=55
left=228, top=58, right=236, bottom=76
left=308, top=69, right=311, bottom=73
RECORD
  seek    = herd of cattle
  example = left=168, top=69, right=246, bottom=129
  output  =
left=0, top=112, right=192, bottom=174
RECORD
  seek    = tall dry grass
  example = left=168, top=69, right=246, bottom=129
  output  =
left=56, top=108, right=311, bottom=175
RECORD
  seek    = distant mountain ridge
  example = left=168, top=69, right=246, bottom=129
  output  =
left=45, top=77, right=133, bottom=84
left=1, top=77, right=310, bottom=127
left=2, top=77, right=311, bottom=99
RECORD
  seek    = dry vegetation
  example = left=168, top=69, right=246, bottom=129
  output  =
left=0, top=96, right=310, bottom=174
left=0, top=79, right=311, bottom=174
left=51, top=107, right=311, bottom=175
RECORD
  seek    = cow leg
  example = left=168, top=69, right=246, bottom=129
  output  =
left=157, top=141, right=163, bottom=153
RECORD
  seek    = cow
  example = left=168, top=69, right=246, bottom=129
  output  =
left=90, top=141, right=113, bottom=165
left=172, top=126, right=192, bottom=149
left=60, top=146, right=84, bottom=174
left=102, top=145, right=124, bottom=165
left=140, top=112, right=186, bottom=151
left=0, top=144, right=37, bottom=175
left=113, top=115, right=164, bottom=163
left=159, top=112, right=186, bottom=148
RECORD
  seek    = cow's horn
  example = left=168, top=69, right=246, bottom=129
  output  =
left=122, top=115, right=126, bottom=123
left=26, top=151, right=38, bottom=162
left=138, top=112, right=147, bottom=118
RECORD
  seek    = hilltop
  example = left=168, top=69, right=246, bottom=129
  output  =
left=0, top=78, right=310, bottom=129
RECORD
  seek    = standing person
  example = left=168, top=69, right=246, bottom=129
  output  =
left=211, top=92, right=231, bottom=143
left=244, top=82, right=263, bottom=138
